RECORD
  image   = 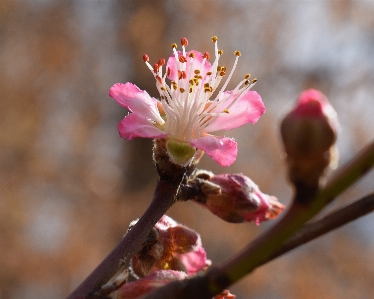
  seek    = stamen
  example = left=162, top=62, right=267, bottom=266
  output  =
left=252, top=78, right=258, bottom=83
left=244, top=73, right=251, bottom=79
left=143, top=54, right=149, bottom=62
left=181, top=37, right=188, bottom=47
left=158, top=58, right=165, bottom=66
left=234, top=50, right=241, bottom=56
left=153, top=64, right=159, bottom=73
left=203, top=52, right=210, bottom=60
left=224, top=109, right=229, bottom=113
left=180, top=88, right=185, bottom=93
left=212, top=36, right=218, bottom=42
left=170, top=43, right=178, bottom=49
left=218, top=49, right=223, bottom=56
left=179, top=56, right=187, bottom=63
left=189, top=52, right=195, bottom=58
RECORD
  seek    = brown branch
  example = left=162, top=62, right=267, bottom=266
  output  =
left=263, top=192, right=374, bottom=265
left=66, top=179, right=183, bottom=299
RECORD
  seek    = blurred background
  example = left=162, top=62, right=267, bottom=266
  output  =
left=1, top=0, right=374, bottom=298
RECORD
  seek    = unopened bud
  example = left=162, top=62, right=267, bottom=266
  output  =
left=190, top=171, right=285, bottom=224
left=280, top=89, right=339, bottom=190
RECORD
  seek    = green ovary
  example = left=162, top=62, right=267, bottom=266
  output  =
left=166, top=139, right=196, bottom=166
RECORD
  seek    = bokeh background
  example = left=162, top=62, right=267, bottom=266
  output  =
left=1, top=0, right=374, bottom=298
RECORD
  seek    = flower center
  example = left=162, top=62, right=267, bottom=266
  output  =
left=143, top=36, right=258, bottom=142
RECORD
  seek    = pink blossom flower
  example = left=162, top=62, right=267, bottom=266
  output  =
left=109, top=36, right=265, bottom=166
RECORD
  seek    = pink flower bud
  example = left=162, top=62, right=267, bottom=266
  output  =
left=192, top=172, right=285, bottom=224
left=280, top=89, right=339, bottom=188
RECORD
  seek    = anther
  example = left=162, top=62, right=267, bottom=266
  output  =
left=160, top=86, right=166, bottom=91
left=189, top=88, right=193, bottom=93
left=189, top=52, right=195, bottom=58
left=244, top=74, right=251, bottom=79
left=217, top=66, right=222, bottom=71
left=180, top=88, right=185, bottom=93
left=224, top=109, right=229, bottom=114
left=179, top=56, right=187, bottom=63
left=221, top=66, right=226, bottom=72
left=212, top=36, right=218, bottom=42
left=156, top=76, right=163, bottom=85
left=142, top=54, right=149, bottom=62
left=244, top=80, right=249, bottom=85
left=206, top=71, right=212, bottom=76
left=252, top=78, right=258, bottom=83
left=170, top=43, right=178, bottom=49
left=181, top=37, right=188, bottom=47
left=194, top=70, right=200, bottom=74
left=172, top=83, right=178, bottom=90
left=220, top=71, right=226, bottom=76
left=153, top=64, right=159, bottom=73
left=158, top=58, right=165, bottom=66
left=234, top=50, right=241, bottom=56
left=218, top=49, right=223, bottom=55
left=203, top=52, right=210, bottom=60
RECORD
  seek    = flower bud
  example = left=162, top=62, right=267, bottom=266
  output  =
left=280, top=89, right=339, bottom=189
left=130, top=215, right=210, bottom=278
left=190, top=171, right=285, bottom=224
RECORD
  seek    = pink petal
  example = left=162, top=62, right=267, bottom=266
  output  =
left=118, top=113, right=168, bottom=140
left=109, top=83, right=164, bottom=124
left=166, top=50, right=211, bottom=82
left=117, top=270, right=187, bottom=299
left=204, top=90, right=265, bottom=132
left=190, top=135, right=238, bottom=166
left=177, top=246, right=208, bottom=275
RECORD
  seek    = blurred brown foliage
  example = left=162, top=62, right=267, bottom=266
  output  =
left=1, top=1, right=374, bottom=298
